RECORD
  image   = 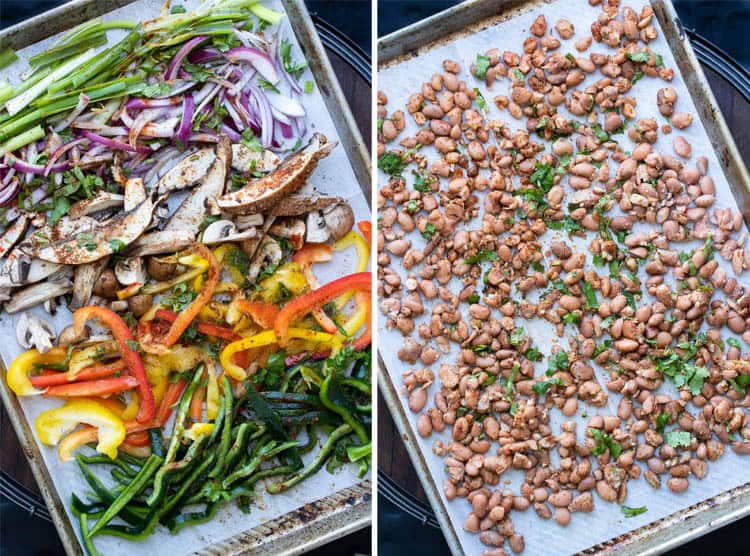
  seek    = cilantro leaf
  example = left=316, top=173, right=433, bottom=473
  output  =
left=464, top=249, right=499, bottom=264
left=378, top=151, right=405, bottom=177
left=474, top=54, right=491, bottom=79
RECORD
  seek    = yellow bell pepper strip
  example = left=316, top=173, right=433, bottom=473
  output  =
left=57, top=417, right=153, bottom=461
left=36, top=399, right=126, bottom=460
left=350, top=290, right=372, bottom=351
left=30, top=359, right=127, bottom=389
left=43, top=376, right=138, bottom=398
left=184, top=422, right=214, bottom=442
left=206, top=364, right=220, bottom=420
left=213, top=244, right=247, bottom=285
left=332, top=231, right=370, bottom=310
left=256, top=262, right=307, bottom=303
left=274, top=272, right=372, bottom=347
left=68, top=341, right=119, bottom=378
left=336, top=291, right=369, bottom=341
left=72, top=306, right=154, bottom=424
left=140, top=243, right=219, bottom=354
left=6, top=347, right=67, bottom=396
left=220, top=328, right=342, bottom=381
left=116, top=283, right=143, bottom=300
left=235, top=300, right=280, bottom=330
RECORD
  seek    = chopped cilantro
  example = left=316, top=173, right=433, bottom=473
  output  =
left=509, top=327, right=526, bottom=347
left=590, top=428, right=622, bottom=458
left=547, top=351, right=569, bottom=376
left=582, top=282, right=599, bottom=310
left=473, top=88, right=487, bottom=111
left=241, top=128, right=263, bottom=152
left=280, top=39, right=308, bottom=80
left=378, top=151, right=405, bottom=177
left=533, top=377, right=564, bottom=395
left=76, top=233, right=97, bottom=252
left=464, top=249, right=499, bottom=264
left=627, top=51, right=651, bottom=63
left=108, top=239, right=125, bottom=254
left=141, top=82, right=171, bottom=98
left=655, top=411, right=669, bottom=433
left=473, top=54, right=491, bottom=79
left=304, top=80, right=314, bottom=94
left=421, top=222, right=437, bottom=240
left=621, top=505, right=648, bottom=518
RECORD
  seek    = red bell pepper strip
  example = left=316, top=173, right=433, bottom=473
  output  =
left=156, top=379, right=187, bottom=426
left=43, top=376, right=138, bottom=398
left=30, top=360, right=127, bottom=388
left=274, top=272, right=372, bottom=346
left=358, top=221, right=372, bottom=244
left=190, top=385, right=205, bottom=422
left=141, top=242, right=219, bottom=353
left=236, top=300, right=280, bottom=330
left=154, top=309, right=239, bottom=342
left=72, top=306, right=154, bottom=423
left=122, top=430, right=150, bottom=447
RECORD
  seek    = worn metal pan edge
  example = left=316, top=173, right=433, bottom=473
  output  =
left=0, top=0, right=371, bottom=554
left=376, top=0, right=750, bottom=555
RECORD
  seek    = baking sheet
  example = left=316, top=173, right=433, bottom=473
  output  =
left=0, top=1, right=370, bottom=555
left=377, top=1, right=750, bottom=555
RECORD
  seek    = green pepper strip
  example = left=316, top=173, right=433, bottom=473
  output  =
left=208, top=388, right=226, bottom=446
left=77, top=453, right=137, bottom=477
left=320, top=369, right=368, bottom=444
left=221, top=440, right=299, bottom=489
left=164, top=364, right=205, bottom=465
left=297, top=426, right=318, bottom=455
left=79, top=514, right=102, bottom=556
left=208, top=376, right=233, bottom=478
left=261, top=392, right=323, bottom=405
left=116, top=452, right=147, bottom=467
left=88, top=454, right=163, bottom=537
left=164, top=501, right=220, bottom=534
left=148, top=428, right=164, bottom=458
left=267, top=424, right=353, bottom=494
left=147, top=434, right=207, bottom=507
left=245, top=385, right=303, bottom=469
left=75, top=455, right=149, bottom=524
left=339, top=377, right=371, bottom=395
left=110, top=468, right=133, bottom=485
left=71, top=494, right=106, bottom=517
left=223, top=422, right=252, bottom=473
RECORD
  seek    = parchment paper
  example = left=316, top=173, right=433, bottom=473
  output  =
left=378, top=1, right=749, bottom=554
left=0, top=1, right=370, bottom=554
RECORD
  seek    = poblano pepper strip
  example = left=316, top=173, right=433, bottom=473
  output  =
left=208, top=375, right=233, bottom=478
left=245, top=385, right=303, bottom=469
left=163, top=364, right=205, bottom=465
left=320, top=365, right=368, bottom=444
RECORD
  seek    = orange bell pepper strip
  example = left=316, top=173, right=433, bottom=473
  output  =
left=235, top=300, right=280, bottom=330
left=122, top=430, right=151, bottom=447
left=153, top=309, right=239, bottom=342
left=43, top=376, right=138, bottom=398
left=190, top=385, right=205, bottom=422
left=72, top=306, right=154, bottom=423
left=156, top=379, right=188, bottom=426
left=291, top=243, right=337, bottom=332
left=30, top=360, right=127, bottom=389
left=358, top=221, right=372, bottom=243
left=140, top=242, right=219, bottom=354
left=350, top=290, right=372, bottom=350
left=56, top=418, right=154, bottom=461
left=274, top=272, right=372, bottom=346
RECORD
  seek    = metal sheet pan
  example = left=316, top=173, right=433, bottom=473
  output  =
left=0, top=1, right=371, bottom=554
left=377, top=1, right=750, bottom=554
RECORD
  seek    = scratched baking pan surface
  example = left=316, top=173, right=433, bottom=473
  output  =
left=0, top=1, right=370, bottom=554
left=377, top=1, right=749, bottom=555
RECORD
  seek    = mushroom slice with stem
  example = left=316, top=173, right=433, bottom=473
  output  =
left=5, top=273, right=73, bottom=314
left=58, top=323, right=90, bottom=347
left=269, top=218, right=305, bottom=250
left=306, top=210, right=329, bottom=243
left=235, top=213, right=264, bottom=230
left=269, top=195, right=344, bottom=217
left=115, top=256, right=146, bottom=286
left=16, top=312, right=56, bottom=354
left=201, top=219, right=257, bottom=245
left=19, top=192, right=161, bottom=265
left=128, top=230, right=195, bottom=257
left=239, top=215, right=275, bottom=263
left=68, top=192, right=125, bottom=219
left=164, top=136, right=231, bottom=238
left=124, top=177, right=146, bottom=211
left=216, top=133, right=337, bottom=215
left=71, top=257, right=109, bottom=310
left=0, top=250, right=63, bottom=288
left=323, top=203, right=355, bottom=241
left=247, top=236, right=282, bottom=284
left=156, top=148, right=216, bottom=194
left=230, top=144, right=279, bottom=174
left=0, top=214, right=29, bottom=258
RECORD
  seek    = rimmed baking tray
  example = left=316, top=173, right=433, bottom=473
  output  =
left=377, top=1, right=750, bottom=555
left=0, top=1, right=372, bottom=555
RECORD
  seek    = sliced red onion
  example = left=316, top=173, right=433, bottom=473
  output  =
left=129, top=108, right=164, bottom=148
left=189, top=132, right=219, bottom=143
left=45, top=132, right=62, bottom=158
left=277, top=121, right=294, bottom=139
left=234, top=67, right=257, bottom=93
left=220, top=124, right=241, bottom=143
left=117, top=106, right=135, bottom=128
left=72, top=122, right=130, bottom=136
left=24, top=142, right=36, bottom=184
left=247, top=84, right=274, bottom=148
left=80, top=130, right=151, bottom=154
left=230, top=96, right=252, bottom=128
left=125, top=97, right=182, bottom=110
left=78, top=153, right=114, bottom=168
left=54, top=93, right=90, bottom=133
left=209, top=76, right=239, bottom=96
left=176, top=93, right=194, bottom=145
left=265, top=91, right=305, bottom=118
left=0, top=177, right=20, bottom=207
left=165, top=36, right=209, bottom=81
left=5, top=154, right=69, bottom=175
left=2, top=167, right=15, bottom=186
left=223, top=98, right=245, bottom=129
left=44, top=138, right=84, bottom=176
left=240, top=92, right=261, bottom=134
left=271, top=107, right=292, bottom=125
left=275, top=32, right=302, bottom=95
left=225, top=47, right=280, bottom=85
left=188, top=47, right=221, bottom=65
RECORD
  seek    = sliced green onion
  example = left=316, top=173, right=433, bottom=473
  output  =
left=0, top=80, right=13, bottom=105
left=29, top=35, right=107, bottom=69
left=0, top=125, right=44, bottom=156
left=250, top=4, right=284, bottom=24
left=0, top=48, right=19, bottom=70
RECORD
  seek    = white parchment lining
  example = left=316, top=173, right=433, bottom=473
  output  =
left=0, top=1, right=370, bottom=554
left=378, top=1, right=749, bottom=555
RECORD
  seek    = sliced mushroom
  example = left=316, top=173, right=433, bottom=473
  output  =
left=124, top=177, right=146, bottom=211
left=201, top=219, right=258, bottom=245
left=269, top=194, right=344, bottom=217
left=58, top=323, right=90, bottom=347
left=0, top=251, right=63, bottom=288
left=269, top=218, right=306, bottom=250
left=235, top=213, right=264, bottom=230
left=68, top=192, right=125, bottom=219
left=71, top=258, right=109, bottom=310
left=230, top=144, right=279, bottom=175
left=306, top=210, right=329, bottom=243
left=20, top=192, right=161, bottom=265
left=323, top=203, right=355, bottom=241
left=5, top=274, right=73, bottom=314
left=43, top=297, right=58, bottom=315
left=109, top=300, right=129, bottom=312
left=216, top=133, right=337, bottom=214
left=128, top=230, right=195, bottom=257
left=16, top=312, right=56, bottom=354
left=239, top=215, right=275, bottom=262
left=0, top=214, right=29, bottom=258
left=164, top=136, right=231, bottom=238
left=115, top=257, right=146, bottom=286
left=156, top=148, right=216, bottom=194
left=247, top=236, right=283, bottom=283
